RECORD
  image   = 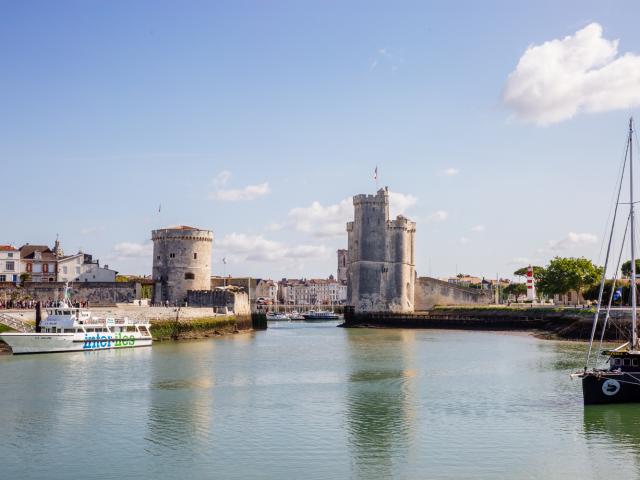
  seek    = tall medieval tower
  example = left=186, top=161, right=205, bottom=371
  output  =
left=337, top=249, right=348, bottom=283
left=346, top=187, right=416, bottom=313
left=152, top=226, right=213, bottom=305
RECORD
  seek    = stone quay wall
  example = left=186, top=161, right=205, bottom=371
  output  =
left=414, top=277, right=491, bottom=310
left=0, top=282, right=140, bottom=306
left=187, top=289, right=251, bottom=315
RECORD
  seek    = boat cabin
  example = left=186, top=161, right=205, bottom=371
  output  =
left=604, top=351, right=640, bottom=372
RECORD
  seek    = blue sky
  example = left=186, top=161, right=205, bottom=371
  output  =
left=3, top=1, right=640, bottom=279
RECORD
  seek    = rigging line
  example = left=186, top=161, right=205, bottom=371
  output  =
left=596, top=211, right=631, bottom=367
left=597, top=135, right=633, bottom=265
left=586, top=143, right=630, bottom=369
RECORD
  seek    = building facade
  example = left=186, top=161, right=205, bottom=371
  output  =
left=255, top=279, right=278, bottom=304
left=346, top=187, right=416, bottom=313
left=19, top=244, right=59, bottom=282
left=152, top=226, right=213, bottom=304
left=278, top=277, right=347, bottom=306
left=57, top=253, right=117, bottom=283
left=0, top=245, right=20, bottom=283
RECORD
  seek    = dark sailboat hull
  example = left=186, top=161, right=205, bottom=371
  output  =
left=582, top=373, right=640, bottom=405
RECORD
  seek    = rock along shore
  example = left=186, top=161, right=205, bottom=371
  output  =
left=341, top=306, right=631, bottom=342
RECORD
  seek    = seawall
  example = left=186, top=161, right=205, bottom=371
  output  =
left=342, top=307, right=629, bottom=341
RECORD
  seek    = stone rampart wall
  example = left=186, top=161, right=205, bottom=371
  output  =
left=415, top=277, right=491, bottom=310
left=0, top=282, right=140, bottom=306
left=187, top=289, right=250, bottom=315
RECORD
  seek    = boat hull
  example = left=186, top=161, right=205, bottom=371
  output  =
left=582, top=372, right=640, bottom=405
left=0, top=333, right=152, bottom=355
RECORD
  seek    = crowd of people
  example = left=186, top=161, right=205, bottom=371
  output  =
left=0, top=299, right=90, bottom=310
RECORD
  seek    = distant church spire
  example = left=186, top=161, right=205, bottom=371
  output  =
left=53, top=234, right=64, bottom=258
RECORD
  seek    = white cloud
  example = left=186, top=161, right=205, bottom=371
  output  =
left=389, top=192, right=418, bottom=218
left=549, top=232, right=598, bottom=251
left=213, top=170, right=232, bottom=187
left=80, top=226, right=104, bottom=235
left=440, top=168, right=460, bottom=176
left=510, top=257, right=531, bottom=265
left=428, top=210, right=448, bottom=222
left=265, top=222, right=283, bottom=232
left=210, top=182, right=271, bottom=202
left=289, top=191, right=417, bottom=238
left=370, top=47, right=403, bottom=73
left=471, top=225, right=485, bottom=232
left=504, top=23, right=640, bottom=125
left=289, top=198, right=352, bottom=238
left=112, top=242, right=153, bottom=258
left=216, top=233, right=328, bottom=263
left=460, top=236, right=470, bottom=245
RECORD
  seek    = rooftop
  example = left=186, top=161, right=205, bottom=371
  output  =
left=0, top=245, right=17, bottom=251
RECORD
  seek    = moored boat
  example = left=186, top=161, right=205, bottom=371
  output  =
left=0, top=285, right=152, bottom=355
left=576, top=118, right=640, bottom=405
left=302, top=310, right=341, bottom=320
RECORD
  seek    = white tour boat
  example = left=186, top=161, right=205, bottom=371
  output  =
left=0, top=287, right=152, bottom=355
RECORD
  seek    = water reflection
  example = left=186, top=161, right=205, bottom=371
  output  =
left=345, top=329, right=417, bottom=478
left=145, top=341, right=215, bottom=456
left=584, top=405, right=640, bottom=452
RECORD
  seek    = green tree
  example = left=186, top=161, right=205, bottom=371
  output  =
left=19, top=273, right=31, bottom=283
left=504, top=283, right=527, bottom=299
left=621, top=260, right=640, bottom=278
left=513, top=266, right=545, bottom=279
left=537, top=257, right=602, bottom=302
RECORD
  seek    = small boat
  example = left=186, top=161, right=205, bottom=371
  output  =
left=576, top=118, right=640, bottom=404
left=0, top=284, right=152, bottom=355
left=302, top=310, right=341, bottom=320
left=288, top=311, right=305, bottom=320
left=266, top=312, right=290, bottom=321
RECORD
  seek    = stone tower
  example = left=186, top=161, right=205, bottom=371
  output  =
left=152, top=226, right=213, bottom=305
left=337, top=249, right=348, bottom=283
left=346, top=187, right=416, bottom=313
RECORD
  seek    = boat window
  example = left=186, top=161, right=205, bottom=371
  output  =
left=633, top=359, right=639, bottom=367
left=624, top=359, right=631, bottom=366
left=64, top=329, right=75, bottom=333
left=126, top=326, right=136, bottom=332
left=612, top=359, right=621, bottom=366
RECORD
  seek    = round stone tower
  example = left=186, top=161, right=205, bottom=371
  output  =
left=151, top=226, right=213, bottom=305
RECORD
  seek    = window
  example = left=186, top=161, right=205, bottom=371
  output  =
left=26, top=263, right=32, bottom=272
left=185, top=272, right=195, bottom=280
left=7, top=253, right=13, bottom=258
left=169, top=253, right=176, bottom=259
left=194, top=253, right=197, bottom=260
left=43, top=263, right=49, bottom=273
left=157, top=255, right=160, bottom=260
left=63, top=266, right=68, bottom=274
left=5, top=261, right=14, bottom=271
left=0, top=275, right=5, bottom=282
left=76, top=266, right=80, bottom=274
left=624, top=359, right=631, bottom=366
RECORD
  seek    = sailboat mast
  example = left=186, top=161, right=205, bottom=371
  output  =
left=630, top=117, right=637, bottom=350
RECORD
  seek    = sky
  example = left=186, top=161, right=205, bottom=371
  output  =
left=3, top=0, right=640, bottom=280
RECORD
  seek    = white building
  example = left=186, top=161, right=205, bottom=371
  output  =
left=0, top=245, right=20, bottom=283
left=255, top=279, right=278, bottom=304
left=57, top=253, right=117, bottom=283
left=279, top=276, right=347, bottom=306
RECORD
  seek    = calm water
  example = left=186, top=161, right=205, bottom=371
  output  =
left=1, top=322, right=639, bottom=479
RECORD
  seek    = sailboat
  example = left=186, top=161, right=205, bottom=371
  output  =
left=577, top=118, right=640, bottom=405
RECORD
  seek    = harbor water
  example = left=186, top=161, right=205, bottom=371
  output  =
left=0, top=321, right=638, bottom=479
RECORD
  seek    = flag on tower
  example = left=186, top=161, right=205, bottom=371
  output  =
left=158, top=203, right=161, bottom=213
left=373, top=166, right=378, bottom=181
left=222, top=257, right=227, bottom=265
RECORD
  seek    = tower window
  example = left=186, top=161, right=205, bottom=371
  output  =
left=194, top=253, right=197, bottom=260
left=185, top=272, right=195, bottom=280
